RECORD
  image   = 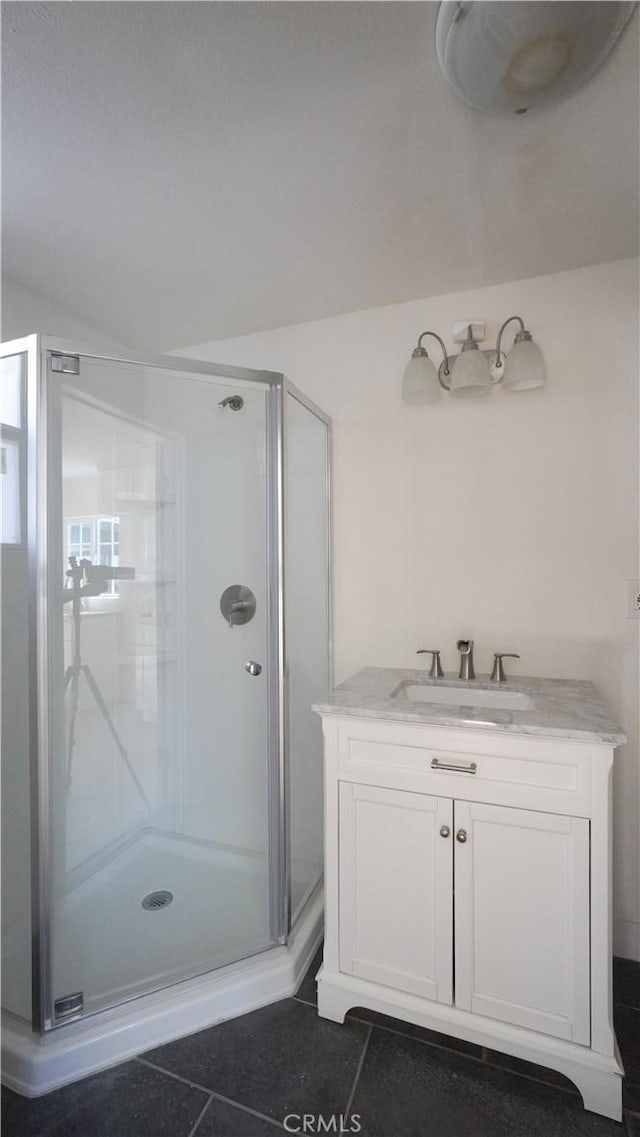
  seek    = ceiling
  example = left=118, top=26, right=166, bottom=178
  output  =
left=2, top=2, right=638, bottom=351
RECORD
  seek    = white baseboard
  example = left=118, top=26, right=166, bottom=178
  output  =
left=613, top=917, right=640, bottom=961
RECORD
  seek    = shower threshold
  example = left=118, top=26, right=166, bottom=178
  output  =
left=1, top=885, right=323, bottom=1098
left=54, top=828, right=280, bottom=1017
left=3, top=828, right=322, bottom=1025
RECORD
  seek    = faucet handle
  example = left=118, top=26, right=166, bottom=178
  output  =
left=417, top=649, right=444, bottom=679
left=490, top=653, right=520, bottom=683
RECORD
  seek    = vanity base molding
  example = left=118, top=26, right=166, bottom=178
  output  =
left=317, top=968, right=623, bottom=1121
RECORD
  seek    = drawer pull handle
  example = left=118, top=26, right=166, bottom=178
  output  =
left=431, top=758, right=477, bottom=775
left=439, top=825, right=450, bottom=839
left=456, top=828, right=468, bottom=843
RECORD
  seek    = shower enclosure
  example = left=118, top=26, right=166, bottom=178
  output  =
left=0, top=336, right=329, bottom=1071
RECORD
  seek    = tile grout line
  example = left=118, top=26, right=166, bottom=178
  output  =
left=343, top=1024, right=372, bottom=1120
left=203, top=1090, right=286, bottom=1131
left=468, top=1053, right=579, bottom=1096
left=136, top=1056, right=218, bottom=1097
left=359, top=1015, right=637, bottom=1121
left=476, top=1044, right=575, bottom=1093
left=350, top=1020, right=582, bottom=1097
left=294, top=988, right=587, bottom=1103
left=347, top=1016, right=482, bottom=1063
left=136, top=1057, right=285, bottom=1131
left=187, top=1093, right=215, bottom=1137
left=347, top=1018, right=498, bottom=1070
left=136, top=988, right=625, bottom=1124
left=293, top=994, right=317, bottom=1008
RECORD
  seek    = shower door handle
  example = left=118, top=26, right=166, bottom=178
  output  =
left=245, top=661, right=262, bottom=677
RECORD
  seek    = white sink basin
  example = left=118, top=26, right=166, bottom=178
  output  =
left=393, top=683, right=535, bottom=712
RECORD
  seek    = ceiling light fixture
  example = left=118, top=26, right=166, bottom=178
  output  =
left=434, top=1, right=638, bottom=116
left=401, top=317, right=546, bottom=404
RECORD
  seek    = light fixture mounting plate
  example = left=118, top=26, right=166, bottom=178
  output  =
left=453, top=321, right=485, bottom=344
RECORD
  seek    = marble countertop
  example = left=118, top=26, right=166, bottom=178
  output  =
left=313, top=667, right=626, bottom=744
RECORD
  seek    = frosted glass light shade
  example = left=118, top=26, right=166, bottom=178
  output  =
left=402, top=353, right=440, bottom=404
left=449, top=347, right=491, bottom=398
left=503, top=338, right=547, bottom=391
left=435, top=0, right=637, bottom=116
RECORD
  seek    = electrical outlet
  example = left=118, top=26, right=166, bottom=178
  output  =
left=627, top=580, right=640, bottom=618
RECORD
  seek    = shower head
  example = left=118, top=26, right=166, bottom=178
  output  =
left=218, top=395, right=244, bottom=411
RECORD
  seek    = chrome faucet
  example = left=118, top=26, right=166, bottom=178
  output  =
left=490, top=652, right=520, bottom=682
left=457, top=639, right=475, bottom=681
left=416, top=649, right=444, bottom=678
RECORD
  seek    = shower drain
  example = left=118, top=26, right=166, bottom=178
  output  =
left=141, top=890, right=174, bottom=911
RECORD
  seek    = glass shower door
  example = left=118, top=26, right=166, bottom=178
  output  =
left=44, top=352, right=279, bottom=1024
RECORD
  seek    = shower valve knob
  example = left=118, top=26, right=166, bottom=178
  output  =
left=220, top=585, right=256, bottom=627
left=245, top=661, right=262, bottom=676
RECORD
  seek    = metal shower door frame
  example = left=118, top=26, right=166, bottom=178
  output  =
left=6, top=333, right=302, bottom=1034
left=0, top=335, right=45, bottom=1032
left=280, top=380, right=333, bottom=931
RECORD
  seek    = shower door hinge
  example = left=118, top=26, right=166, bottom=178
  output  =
left=51, top=353, right=80, bottom=375
left=54, top=991, right=84, bottom=1021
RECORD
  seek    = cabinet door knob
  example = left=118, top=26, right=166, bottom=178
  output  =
left=439, top=825, right=450, bottom=838
left=456, top=828, right=467, bottom=843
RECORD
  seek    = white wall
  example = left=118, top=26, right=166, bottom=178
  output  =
left=1, top=274, right=123, bottom=350
left=178, top=257, right=640, bottom=960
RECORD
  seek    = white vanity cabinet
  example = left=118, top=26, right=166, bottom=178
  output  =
left=316, top=708, right=624, bottom=1121
left=453, top=800, right=590, bottom=1044
left=339, top=784, right=453, bottom=1005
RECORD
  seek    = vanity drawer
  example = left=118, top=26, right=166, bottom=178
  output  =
left=335, top=718, right=592, bottom=816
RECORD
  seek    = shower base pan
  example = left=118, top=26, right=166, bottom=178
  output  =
left=1, top=886, right=323, bottom=1098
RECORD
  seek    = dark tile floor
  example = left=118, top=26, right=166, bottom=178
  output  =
left=2, top=948, right=639, bottom=1137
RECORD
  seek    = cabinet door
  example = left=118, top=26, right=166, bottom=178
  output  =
left=339, top=782, right=453, bottom=1003
left=454, top=801, right=590, bottom=1044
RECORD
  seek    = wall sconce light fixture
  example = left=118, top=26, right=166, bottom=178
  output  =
left=401, top=316, right=546, bottom=404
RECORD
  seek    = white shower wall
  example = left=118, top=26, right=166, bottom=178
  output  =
left=179, top=394, right=269, bottom=853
